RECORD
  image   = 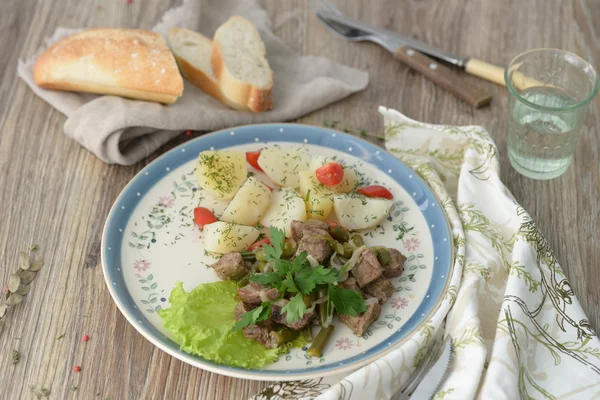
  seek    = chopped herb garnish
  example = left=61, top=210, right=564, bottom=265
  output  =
left=281, top=293, right=306, bottom=323
left=11, top=349, right=19, bottom=364
left=327, top=283, right=367, bottom=317
left=233, top=302, right=272, bottom=331
left=247, top=227, right=364, bottom=325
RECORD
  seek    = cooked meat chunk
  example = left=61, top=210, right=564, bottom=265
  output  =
left=296, top=234, right=332, bottom=264
left=271, top=300, right=315, bottom=330
left=382, top=248, right=407, bottom=278
left=234, top=301, right=251, bottom=319
left=291, top=219, right=329, bottom=242
left=304, top=219, right=330, bottom=230
left=238, top=282, right=280, bottom=307
left=212, top=252, right=248, bottom=280
left=242, top=325, right=280, bottom=348
left=235, top=302, right=276, bottom=347
left=340, top=277, right=363, bottom=294
left=338, top=301, right=382, bottom=336
left=364, top=277, right=395, bottom=303
left=352, top=249, right=382, bottom=287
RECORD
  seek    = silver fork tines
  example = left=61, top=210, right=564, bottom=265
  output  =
left=309, top=0, right=401, bottom=52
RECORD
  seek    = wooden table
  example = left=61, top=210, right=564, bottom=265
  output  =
left=1, top=0, right=598, bottom=398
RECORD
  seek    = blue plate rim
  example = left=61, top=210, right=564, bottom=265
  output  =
left=101, top=123, right=455, bottom=381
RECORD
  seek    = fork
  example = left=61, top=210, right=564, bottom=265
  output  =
left=308, top=0, right=401, bottom=53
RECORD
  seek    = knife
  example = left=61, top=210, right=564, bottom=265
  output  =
left=409, top=337, right=453, bottom=400
left=315, top=10, right=501, bottom=107
left=316, top=10, right=506, bottom=86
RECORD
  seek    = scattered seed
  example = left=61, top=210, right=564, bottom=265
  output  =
left=6, top=293, right=24, bottom=306
left=30, top=260, right=44, bottom=272
left=16, top=285, right=31, bottom=296
left=20, top=270, right=37, bottom=285
left=73, top=365, right=81, bottom=372
left=19, top=252, right=29, bottom=270
left=8, top=274, right=21, bottom=293
left=83, top=335, right=90, bottom=342
left=185, top=130, right=192, bottom=136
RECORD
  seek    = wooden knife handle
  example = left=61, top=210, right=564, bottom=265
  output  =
left=394, top=46, right=492, bottom=108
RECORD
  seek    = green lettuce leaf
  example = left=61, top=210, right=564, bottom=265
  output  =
left=158, top=281, right=304, bottom=369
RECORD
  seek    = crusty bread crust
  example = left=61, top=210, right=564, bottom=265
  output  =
left=173, top=55, right=224, bottom=103
left=211, top=17, right=273, bottom=112
left=167, top=28, right=226, bottom=105
left=33, top=28, right=183, bottom=104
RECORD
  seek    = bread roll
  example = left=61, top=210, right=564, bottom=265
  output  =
left=33, top=28, right=184, bottom=104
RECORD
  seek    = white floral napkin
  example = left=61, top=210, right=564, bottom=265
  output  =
left=252, top=107, right=600, bottom=399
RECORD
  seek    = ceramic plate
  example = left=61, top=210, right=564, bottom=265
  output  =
left=101, top=123, right=453, bottom=381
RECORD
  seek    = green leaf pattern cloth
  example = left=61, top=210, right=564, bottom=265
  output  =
left=253, top=107, right=600, bottom=399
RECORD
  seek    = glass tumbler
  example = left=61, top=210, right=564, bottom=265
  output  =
left=505, top=49, right=598, bottom=180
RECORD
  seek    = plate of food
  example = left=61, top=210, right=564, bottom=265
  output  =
left=101, top=123, right=453, bottom=381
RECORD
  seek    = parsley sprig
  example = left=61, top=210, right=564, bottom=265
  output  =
left=233, top=227, right=366, bottom=331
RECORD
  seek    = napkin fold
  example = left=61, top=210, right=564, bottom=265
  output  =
left=253, top=108, right=600, bottom=400
left=17, top=0, right=368, bottom=165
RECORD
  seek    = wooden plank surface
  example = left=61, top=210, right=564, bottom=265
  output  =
left=1, top=0, right=598, bottom=399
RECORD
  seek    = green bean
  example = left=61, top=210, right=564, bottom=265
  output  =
left=334, top=241, right=347, bottom=256
left=303, top=292, right=317, bottom=307
left=256, top=261, right=268, bottom=273
left=330, top=227, right=350, bottom=243
left=318, top=288, right=328, bottom=325
left=282, top=240, right=296, bottom=259
left=240, top=251, right=256, bottom=261
left=369, top=246, right=385, bottom=252
left=350, top=233, right=364, bottom=247
left=237, top=275, right=250, bottom=288
left=274, top=328, right=300, bottom=345
left=376, top=248, right=391, bottom=266
left=307, top=325, right=335, bottom=357
left=255, top=248, right=268, bottom=262
left=302, top=326, right=313, bottom=342
left=342, top=242, right=355, bottom=258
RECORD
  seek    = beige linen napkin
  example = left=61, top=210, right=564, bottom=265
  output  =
left=17, top=0, right=368, bottom=165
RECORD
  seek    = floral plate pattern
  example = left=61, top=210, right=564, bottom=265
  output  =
left=101, top=124, right=453, bottom=381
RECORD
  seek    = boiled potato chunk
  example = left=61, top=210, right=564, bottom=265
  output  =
left=204, top=222, right=260, bottom=253
left=310, top=155, right=330, bottom=170
left=195, top=150, right=247, bottom=200
left=220, top=177, right=271, bottom=225
left=298, top=170, right=333, bottom=220
left=333, top=193, right=392, bottom=230
left=257, top=146, right=311, bottom=188
left=260, top=188, right=307, bottom=237
left=310, top=156, right=358, bottom=193
left=329, top=168, right=358, bottom=193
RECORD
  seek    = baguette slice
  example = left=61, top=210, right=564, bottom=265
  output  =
left=211, top=16, right=273, bottom=112
left=33, top=28, right=184, bottom=104
left=167, top=28, right=225, bottom=104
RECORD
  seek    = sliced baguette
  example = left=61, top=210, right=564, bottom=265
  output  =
left=211, top=16, right=273, bottom=112
left=33, top=29, right=184, bottom=104
left=167, top=28, right=224, bottom=104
